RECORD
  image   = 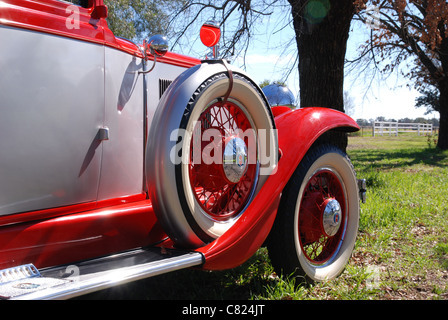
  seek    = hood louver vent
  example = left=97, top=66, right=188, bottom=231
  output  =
left=159, top=79, right=173, bottom=99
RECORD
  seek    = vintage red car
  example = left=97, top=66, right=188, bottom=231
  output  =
left=0, top=0, right=365, bottom=299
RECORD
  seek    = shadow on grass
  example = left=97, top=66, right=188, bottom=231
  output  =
left=350, top=147, right=448, bottom=172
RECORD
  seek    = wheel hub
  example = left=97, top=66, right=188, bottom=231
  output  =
left=222, top=137, right=248, bottom=183
left=322, top=198, right=342, bottom=237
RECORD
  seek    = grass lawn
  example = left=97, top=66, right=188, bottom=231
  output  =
left=345, top=134, right=448, bottom=299
left=82, top=134, right=448, bottom=300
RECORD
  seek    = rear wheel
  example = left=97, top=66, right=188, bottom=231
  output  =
left=267, top=144, right=359, bottom=282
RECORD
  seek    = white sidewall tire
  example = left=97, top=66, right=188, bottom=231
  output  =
left=148, top=67, right=277, bottom=248
left=294, top=150, right=359, bottom=281
left=179, top=74, right=276, bottom=242
left=266, top=144, right=359, bottom=282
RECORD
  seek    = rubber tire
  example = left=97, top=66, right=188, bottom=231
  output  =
left=149, top=71, right=276, bottom=248
left=267, top=144, right=359, bottom=283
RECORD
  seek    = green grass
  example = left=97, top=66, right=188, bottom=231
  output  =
left=346, top=135, right=448, bottom=299
left=83, top=134, right=448, bottom=300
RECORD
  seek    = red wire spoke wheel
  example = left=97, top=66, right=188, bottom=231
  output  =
left=267, top=144, right=359, bottom=282
left=147, top=69, right=277, bottom=248
left=189, top=100, right=257, bottom=222
left=298, top=169, right=347, bottom=265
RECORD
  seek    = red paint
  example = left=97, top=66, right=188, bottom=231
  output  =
left=0, top=0, right=197, bottom=270
left=198, top=107, right=359, bottom=270
left=0, top=0, right=200, bottom=68
left=271, top=106, right=292, bottom=117
left=0, top=1, right=359, bottom=274
left=200, top=23, right=221, bottom=48
left=0, top=0, right=105, bottom=45
left=0, top=107, right=357, bottom=271
left=0, top=198, right=166, bottom=270
left=0, top=194, right=146, bottom=227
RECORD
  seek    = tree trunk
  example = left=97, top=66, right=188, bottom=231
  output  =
left=437, top=79, right=448, bottom=150
left=288, top=0, right=355, bottom=151
left=437, top=29, right=448, bottom=150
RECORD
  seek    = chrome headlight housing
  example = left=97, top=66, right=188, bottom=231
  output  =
left=262, top=84, right=296, bottom=108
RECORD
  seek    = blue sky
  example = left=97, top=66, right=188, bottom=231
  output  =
left=232, top=20, right=438, bottom=121
left=176, top=5, right=439, bottom=121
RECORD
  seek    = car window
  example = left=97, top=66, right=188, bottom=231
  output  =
left=58, top=0, right=91, bottom=8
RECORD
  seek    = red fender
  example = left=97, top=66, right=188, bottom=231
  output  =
left=197, top=107, right=359, bottom=270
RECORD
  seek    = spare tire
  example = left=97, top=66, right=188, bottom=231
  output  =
left=146, top=63, right=277, bottom=248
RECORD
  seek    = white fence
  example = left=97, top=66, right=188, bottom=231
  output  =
left=373, top=121, right=433, bottom=137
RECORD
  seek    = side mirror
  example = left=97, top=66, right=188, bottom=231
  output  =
left=148, top=35, right=169, bottom=58
left=139, top=35, right=169, bottom=74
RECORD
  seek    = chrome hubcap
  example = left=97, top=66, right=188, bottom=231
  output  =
left=322, top=199, right=342, bottom=237
left=223, top=137, right=248, bottom=183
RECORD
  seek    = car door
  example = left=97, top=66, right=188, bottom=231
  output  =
left=99, top=41, right=197, bottom=202
left=97, top=41, right=146, bottom=201
left=0, top=0, right=105, bottom=215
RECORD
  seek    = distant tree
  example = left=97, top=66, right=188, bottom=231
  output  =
left=353, top=0, right=448, bottom=149
left=429, top=117, right=440, bottom=127
left=414, top=117, right=428, bottom=124
left=259, top=80, right=270, bottom=89
left=356, top=118, right=371, bottom=126
left=259, top=80, right=287, bottom=88
left=104, top=0, right=184, bottom=41
left=415, top=88, right=440, bottom=115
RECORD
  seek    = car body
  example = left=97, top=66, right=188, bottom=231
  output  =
left=0, top=0, right=364, bottom=299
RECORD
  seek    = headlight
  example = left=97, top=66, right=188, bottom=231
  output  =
left=262, top=84, right=296, bottom=108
